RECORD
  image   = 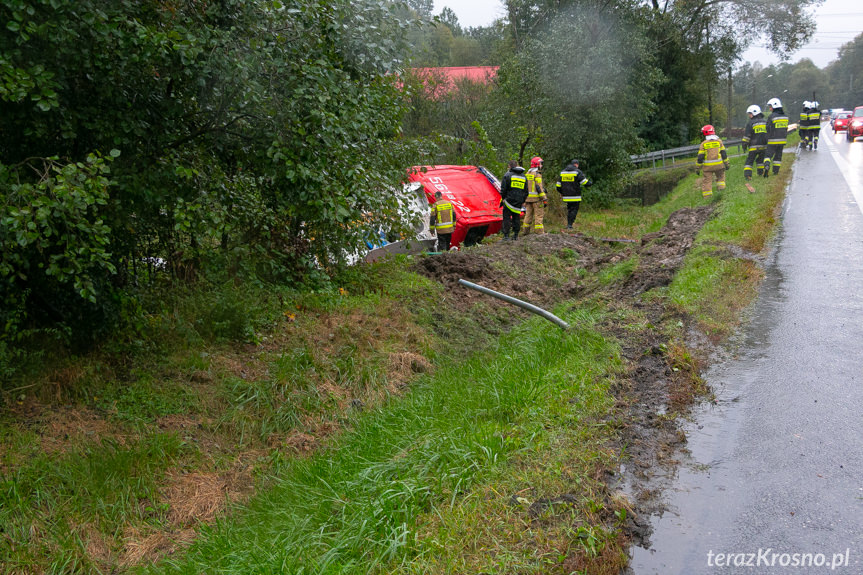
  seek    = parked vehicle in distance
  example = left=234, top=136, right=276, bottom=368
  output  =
left=847, top=106, right=863, bottom=142
left=833, top=112, right=852, bottom=132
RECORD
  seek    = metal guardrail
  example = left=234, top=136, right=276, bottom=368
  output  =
left=632, top=124, right=799, bottom=171
left=631, top=139, right=744, bottom=170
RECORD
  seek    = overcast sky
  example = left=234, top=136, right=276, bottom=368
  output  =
left=433, top=0, right=863, bottom=69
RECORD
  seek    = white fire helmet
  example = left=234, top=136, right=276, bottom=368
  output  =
left=767, top=97, right=782, bottom=109
left=747, top=104, right=761, bottom=115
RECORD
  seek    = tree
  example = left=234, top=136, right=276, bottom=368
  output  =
left=1, top=0, right=422, bottom=344
left=492, top=2, right=660, bottom=192
left=825, top=33, right=863, bottom=107
left=438, top=6, right=463, bottom=36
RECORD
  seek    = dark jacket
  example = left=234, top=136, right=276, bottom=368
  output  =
left=500, top=166, right=528, bottom=211
left=556, top=163, right=592, bottom=201
left=743, top=113, right=768, bottom=149
left=766, top=108, right=789, bottom=146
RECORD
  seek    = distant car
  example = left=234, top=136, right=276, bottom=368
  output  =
left=833, top=112, right=852, bottom=132
left=847, top=106, right=863, bottom=142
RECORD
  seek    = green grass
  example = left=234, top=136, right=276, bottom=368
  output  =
left=0, top=148, right=791, bottom=573
left=142, top=309, right=625, bottom=574
left=665, top=148, right=790, bottom=337
left=0, top=432, right=187, bottom=571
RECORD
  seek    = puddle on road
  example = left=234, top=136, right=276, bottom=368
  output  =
left=628, top=234, right=788, bottom=574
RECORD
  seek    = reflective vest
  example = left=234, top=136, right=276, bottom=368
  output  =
left=743, top=115, right=768, bottom=149
left=433, top=201, right=455, bottom=233
left=697, top=135, right=728, bottom=169
left=526, top=168, right=545, bottom=201
left=807, top=111, right=821, bottom=130
left=767, top=111, right=789, bottom=145
left=557, top=168, right=590, bottom=202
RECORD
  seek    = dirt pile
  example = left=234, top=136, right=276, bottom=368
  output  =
left=415, top=206, right=718, bottom=558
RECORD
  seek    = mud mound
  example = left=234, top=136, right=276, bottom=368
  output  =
left=415, top=207, right=720, bottom=555
left=415, top=232, right=619, bottom=316
left=621, top=206, right=714, bottom=296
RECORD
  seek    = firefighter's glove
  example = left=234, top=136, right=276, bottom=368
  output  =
left=724, top=161, right=730, bottom=170
left=543, top=200, right=548, bottom=207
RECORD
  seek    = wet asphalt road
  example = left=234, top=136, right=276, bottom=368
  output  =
left=630, top=125, right=863, bottom=574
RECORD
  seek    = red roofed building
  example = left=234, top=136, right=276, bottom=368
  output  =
left=409, top=66, right=499, bottom=100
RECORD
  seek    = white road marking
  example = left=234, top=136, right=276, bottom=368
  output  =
left=822, top=127, right=863, bottom=216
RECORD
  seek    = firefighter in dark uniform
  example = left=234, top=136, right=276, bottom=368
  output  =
left=764, top=97, right=788, bottom=177
left=742, top=104, right=768, bottom=180
left=800, top=101, right=813, bottom=150
left=499, top=160, right=528, bottom=241
left=430, top=191, right=457, bottom=251
left=808, top=100, right=821, bottom=150
left=556, top=159, right=592, bottom=229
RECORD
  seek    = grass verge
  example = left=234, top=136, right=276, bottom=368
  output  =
left=0, top=145, right=793, bottom=573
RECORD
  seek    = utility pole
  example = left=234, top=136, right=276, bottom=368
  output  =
left=727, top=66, right=733, bottom=135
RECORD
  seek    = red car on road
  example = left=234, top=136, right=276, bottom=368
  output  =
left=847, top=106, right=863, bottom=141
left=832, top=112, right=852, bottom=133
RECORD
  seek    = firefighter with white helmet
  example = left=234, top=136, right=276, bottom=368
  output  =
left=695, top=124, right=729, bottom=198
left=742, top=104, right=768, bottom=180
left=764, top=98, right=788, bottom=177
left=800, top=101, right=813, bottom=150
left=522, top=156, right=547, bottom=235
left=807, top=100, right=821, bottom=150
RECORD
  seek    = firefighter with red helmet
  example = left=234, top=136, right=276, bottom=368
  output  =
left=522, top=156, right=547, bottom=235
left=695, top=124, right=729, bottom=198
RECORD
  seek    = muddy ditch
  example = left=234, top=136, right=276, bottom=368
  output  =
left=415, top=205, right=718, bottom=565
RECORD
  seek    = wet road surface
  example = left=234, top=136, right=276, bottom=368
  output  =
left=630, top=125, right=863, bottom=573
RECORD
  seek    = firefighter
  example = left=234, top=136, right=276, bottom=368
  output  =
left=556, top=158, right=592, bottom=229
left=695, top=124, right=729, bottom=198
left=430, top=191, right=457, bottom=251
left=799, top=101, right=813, bottom=150
left=764, top=97, right=788, bottom=177
left=522, top=156, right=547, bottom=235
left=499, top=160, right=528, bottom=241
left=808, top=100, right=821, bottom=150
left=742, top=104, right=768, bottom=180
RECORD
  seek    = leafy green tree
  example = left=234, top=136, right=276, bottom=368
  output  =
left=493, top=2, right=661, bottom=193
left=1, top=0, right=422, bottom=345
left=825, top=33, right=863, bottom=107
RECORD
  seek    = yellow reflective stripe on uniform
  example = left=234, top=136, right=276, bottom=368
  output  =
left=526, top=173, right=541, bottom=198
left=511, top=176, right=526, bottom=189
left=753, top=125, right=767, bottom=133
left=503, top=200, right=522, bottom=213
left=562, top=197, right=581, bottom=202
left=561, top=173, right=576, bottom=182
left=767, top=139, right=787, bottom=145
left=433, top=202, right=455, bottom=232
